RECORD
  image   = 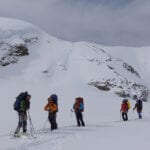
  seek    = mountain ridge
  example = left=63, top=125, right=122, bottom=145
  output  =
left=0, top=17, right=149, bottom=101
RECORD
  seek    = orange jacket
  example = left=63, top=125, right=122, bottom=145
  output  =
left=44, top=100, right=58, bottom=113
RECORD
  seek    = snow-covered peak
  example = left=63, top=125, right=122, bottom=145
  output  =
left=0, top=17, right=42, bottom=40
left=0, top=17, right=149, bottom=101
left=0, top=17, right=33, bottom=30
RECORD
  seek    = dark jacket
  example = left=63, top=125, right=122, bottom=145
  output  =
left=133, top=100, right=142, bottom=112
left=19, top=99, right=30, bottom=112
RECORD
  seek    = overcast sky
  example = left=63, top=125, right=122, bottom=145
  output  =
left=0, top=0, right=150, bottom=46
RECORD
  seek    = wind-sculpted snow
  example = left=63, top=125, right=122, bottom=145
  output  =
left=68, top=43, right=149, bottom=101
left=0, top=18, right=41, bottom=66
left=0, top=17, right=149, bottom=101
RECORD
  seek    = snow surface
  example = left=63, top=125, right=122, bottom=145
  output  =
left=0, top=17, right=150, bottom=150
left=105, top=47, right=150, bottom=88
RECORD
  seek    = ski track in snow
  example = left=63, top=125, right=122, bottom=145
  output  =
left=1, top=116, right=150, bottom=150
left=1, top=126, right=86, bottom=150
left=5, top=126, right=90, bottom=150
left=1, top=124, right=111, bottom=150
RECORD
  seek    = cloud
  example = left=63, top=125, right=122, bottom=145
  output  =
left=0, top=0, right=150, bottom=46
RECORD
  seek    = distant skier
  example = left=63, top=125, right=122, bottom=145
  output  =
left=73, top=97, right=85, bottom=126
left=133, top=99, right=143, bottom=119
left=14, top=91, right=31, bottom=137
left=120, top=99, right=129, bottom=121
left=44, top=94, right=58, bottom=131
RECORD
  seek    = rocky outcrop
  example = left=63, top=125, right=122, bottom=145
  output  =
left=0, top=37, right=38, bottom=66
left=87, top=47, right=149, bottom=101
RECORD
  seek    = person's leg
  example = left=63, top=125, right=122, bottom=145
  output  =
left=78, top=112, right=85, bottom=126
left=75, top=112, right=80, bottom=126
left=122, top=112, right=126, bottom=121
left=125, top=112, right=128, bottom=121
left=51, top=113, right=57, bottom=130
left=22, top=113, right=27, bottom=133
left=138, top=111, right=142, bottom=119
left=48, top=113, right=53, bottom=130
left=14, top=112, right=23, bottom=135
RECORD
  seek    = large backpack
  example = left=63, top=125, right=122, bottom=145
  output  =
left=50, top=94, right=58, bottom=112
left=127, top=100, right=131, bottom=109
left=123, top=99, right=131, bottom=110
left=13, top=92, right=28, bottom=111
left=75, top=97, right=84, bottom=112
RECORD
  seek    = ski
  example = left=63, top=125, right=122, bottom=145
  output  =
left=10, top=133, right=37, bottom=139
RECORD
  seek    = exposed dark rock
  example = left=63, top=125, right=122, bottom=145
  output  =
left=0, top=36, right=39, bottom=67
left=107, top=65, right=114, bottom=70
left=14, top=45, right=29, bottom=56
left=115, top=91, right=130, bottom=98
left=89, top=79, right=149, bottom=101
left=122, top=62, right=141, bottom=78
left=42, top=70, right=48, bottom=74
left=95, top=84, right=110, bottom=91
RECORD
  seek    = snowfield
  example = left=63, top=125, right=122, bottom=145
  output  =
left=0, top=17, right=150, bottom=150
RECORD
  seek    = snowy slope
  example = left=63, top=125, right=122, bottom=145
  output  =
left=105, top=47, right=150, bottom=88
left=0, top=17, right=148, bottom=101
left=0, top=18, right=150, bottom=150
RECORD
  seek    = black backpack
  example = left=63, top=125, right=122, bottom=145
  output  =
left=13, top=92, right=28, bottom=111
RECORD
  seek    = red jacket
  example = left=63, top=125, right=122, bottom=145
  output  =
left=120, top=103, right=128, bottom=112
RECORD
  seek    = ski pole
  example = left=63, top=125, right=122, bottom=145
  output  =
left=27, top=111, right=36, bottom=137
left=70, top=109, right=74, bottom=125
left=120, top=111, right=122, bottom=121
left=43, top=117, right=48, bottom=130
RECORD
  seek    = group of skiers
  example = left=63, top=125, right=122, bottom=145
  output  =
left=13, top=91, right=143, bottom=137
left=13, top=91, right=85, bottom=137
left=120, top=98, right=143, bottom=121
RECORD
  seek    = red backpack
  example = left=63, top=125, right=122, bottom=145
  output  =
left=74, top=97, right=84, bottom=112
